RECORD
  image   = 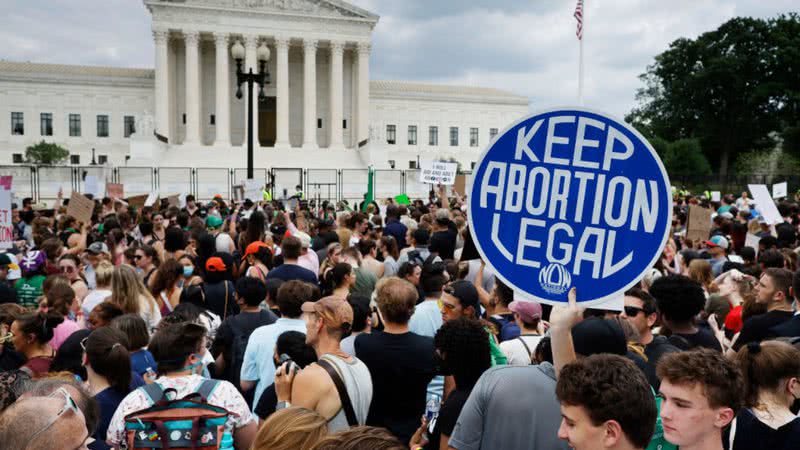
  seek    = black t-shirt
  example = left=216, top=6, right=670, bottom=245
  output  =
left=0, top=282, right=17, bottom=304
left=355, top=331, right=437, bottom=444
left=644, top=336, right=680, bottom=389
left=430, top=226, right=457, bottom=261
left=424, top=389, right=471, bottom=450
left=202, top=280, right=239, bottom=319
left=211, top=309, right=278, bottom=387
left=724, top=408, right=800, bottom=450
left=254, top=384, right=279, bottom=421
left=733, top=310, right=794, bottom=351
left=668, top=328, right=722, bottom=352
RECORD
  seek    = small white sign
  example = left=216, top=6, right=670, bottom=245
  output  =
left=244, top=179, right=261, bottom=201
left=419, top=161, right=458, bottom=185
left=711, top=191, right=721, bottom=202
left=772, top=182, right=787, bottom=199
left=144, top=192, right=158, bottom=207
left=748, top=184, right=784, bottom=225
left=84, top=175, right=101, bottom=197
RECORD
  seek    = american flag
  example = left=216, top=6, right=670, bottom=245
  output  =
left=574, top=0, right=584, bottom=40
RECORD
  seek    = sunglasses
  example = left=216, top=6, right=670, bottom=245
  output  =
left=26, top=388, right=80, bottom=448
left=59, top=266, right=75, bottom=273
left=624, top=306, right=645, bottom=317
left=438, top=298, right=456, bottom=311
left=133, top=254, right=143, bottom=260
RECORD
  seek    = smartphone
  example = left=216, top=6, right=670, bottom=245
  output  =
left=278, top=353, right=299, bottom=375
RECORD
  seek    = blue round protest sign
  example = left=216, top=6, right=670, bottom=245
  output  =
left=468, top=107, right=671, bottom=306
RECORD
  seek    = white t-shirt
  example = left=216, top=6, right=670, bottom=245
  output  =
left=500, top=335, right=543, bottom=366
left=81, top=289, right=112, bottom=317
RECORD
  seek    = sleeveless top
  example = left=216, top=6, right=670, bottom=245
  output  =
left=318, top=353, right=373, bottom=433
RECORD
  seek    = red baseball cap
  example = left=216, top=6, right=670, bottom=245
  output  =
left=243, top=241, right=270, bottom=259
left=205, top=256, right=227, bottom=272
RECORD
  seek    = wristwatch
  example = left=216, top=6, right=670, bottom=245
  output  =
left=276, top=401, right=292, bottom=410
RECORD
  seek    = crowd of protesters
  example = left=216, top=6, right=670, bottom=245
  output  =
left=0, top=186, right=798, bottom=450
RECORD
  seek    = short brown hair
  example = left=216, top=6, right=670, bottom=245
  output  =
left=764, top=267, right=793, bottom=303
left=656, top=348, right=744, bottom=411
left=277, top=280, right=315, bottom=318
left=281, top=236, right=302, bottom=260
left=557, top=354, right=657, bottom=449
left=310, top=426, right=405, bottom=450
left=375, top=277, right=417, bottom=325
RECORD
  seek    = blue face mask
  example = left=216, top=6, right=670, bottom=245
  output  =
left=183, top=266, right=194, bottom=278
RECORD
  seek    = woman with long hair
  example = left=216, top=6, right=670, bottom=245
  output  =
left=728, top=341, right=800, bottom=449
left=10, top=311, right=63, bottom=377
left=324, top=263, right=356, bottom=299
left=83, top=326, right=134, bottom=450
left=688, top=259, right=717, bottom=297
left=150, top=259, right=184, bottom=316
left=319, top=243, right=343, bottom=282
left=243, top=242, right=272, bottom=283
left=379, top=236, right=400, bottom=278
left=42, top=283, right=81, bottom=350
left=111, top=314, right=156, bottom=378
left=241, top=210, right=267, bottom=250
left=250, top=407, right=327, bottom=450
left=110, top=265, right=161, bottom=331
left=134, top=244, right=160, bottom=288
left=57, top=253, right=89, bottom=302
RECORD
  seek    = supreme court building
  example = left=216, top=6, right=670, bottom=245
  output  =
left=0, top=0, right=529, bottom=172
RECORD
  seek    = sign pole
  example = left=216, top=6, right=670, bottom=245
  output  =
left=578, top=2, right=585, bottom=106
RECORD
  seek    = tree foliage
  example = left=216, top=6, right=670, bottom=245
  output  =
left=25, top=140, right=70, bottom=165
left=627, top=13, right=800, bottom=175
left=650, top=136, right=711, bottom=177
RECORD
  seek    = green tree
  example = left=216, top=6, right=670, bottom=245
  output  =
left=25, top=140, right=70, bottom=165
left=661, top=138, right=712, bottom=177
left=628, top=14, right=800, bottom=175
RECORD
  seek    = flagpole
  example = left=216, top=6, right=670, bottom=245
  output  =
left=578, top=1, right=585, bottom=106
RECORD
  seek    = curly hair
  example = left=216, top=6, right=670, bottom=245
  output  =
left=434, top=317, right=491, bottom=390
left=557, top=354, right=657, bottom=449
left=657, top=348, right=744, bottom=411
left=649, top=275, right=705, bottom=324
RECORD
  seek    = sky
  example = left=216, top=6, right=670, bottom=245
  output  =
left=0, top=0, right=796, bottom=118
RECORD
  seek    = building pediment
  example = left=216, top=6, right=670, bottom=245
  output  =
left=148, top=0, right=378, bottom=21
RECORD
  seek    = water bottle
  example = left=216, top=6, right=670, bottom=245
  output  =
left=219, top=431, right=234, bottom=450
left=425, top=395, right=441, bottom=422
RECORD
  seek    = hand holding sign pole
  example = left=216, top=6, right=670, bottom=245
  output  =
left=468, top=107, right=671, bottom=308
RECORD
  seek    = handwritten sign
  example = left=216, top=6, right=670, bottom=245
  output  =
left=244, top=179, right=261, bottom=201
left=106, top=183, right=124, bottom=200
left=419, top=161, right=458, bottom=185
left=66, top=192, right=94, bottom=225
left=0, top=190, right=11, bottom=249
left=685, top=205, right=713, bottom=243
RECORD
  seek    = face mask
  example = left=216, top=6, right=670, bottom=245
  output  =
left=183, top=266, right=194, bottom=278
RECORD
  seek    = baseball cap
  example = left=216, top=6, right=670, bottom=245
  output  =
left=20, top=250, right=46, bottom=274
left=571, top=318, right=627, bottom=357
left=301, top=296, right=353, bottom=333
left=444, top=280, right=480, bottom=312
left=206, top=215, right=224, bottom=229
left=205, top=256, right=227, bottom=272
left=295, top=231, right=312, bottom=249
left=4, top=254, right=21, bottom=281
left=705, top=235, right=729, bottom=250
left=508, top=300, right=542, bottom=323
left=243, top=241, right=270, bottom=259
left=87, top=241, right=110, bottom=255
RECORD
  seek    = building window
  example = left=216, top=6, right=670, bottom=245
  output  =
left=40, top=113, right=53, bottom=136
left=471, top=161, right=476, bottom=170
left=182, top=114, right=186, bottom=124
left=12, top=153, right=23, bottom=163
left=11, top=112, right=24, bottom=135
left=409, top=160, right=417, bottom=169
left=69, top=155, right=80, bottom=165
left=124, top=115, right=136, bottom=138
left=69, top=114, right=81, bottom=137
left=97, top=115, right=109, bottom=137
left=429, top=126, right=438, bottom=146
left=210, top=114, right=216, bottom=125
left=408, top=125, right=417, bottom=145
left=98, top=155, right=108, bottom=165
left=470, top=127, right=479, bottom=147
left=489, top=128, right=499, bottom=140
left=386, top=124, right=396, bottom=145
left=450, top=127, right=459, bottom=146
left=318, top=118, right=323, bottom=129
left=343, top=119, right=347, bottom=129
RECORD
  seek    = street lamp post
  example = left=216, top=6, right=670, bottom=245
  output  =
left=231, top=40, right=271, bottom=179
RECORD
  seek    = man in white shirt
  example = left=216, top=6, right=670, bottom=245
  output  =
left=500, top=300, right=544, bottom=365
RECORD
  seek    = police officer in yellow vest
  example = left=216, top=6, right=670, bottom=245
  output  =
left=294, top=184, right=304, bottom=200
left=262, top=183, right=273, bottom=202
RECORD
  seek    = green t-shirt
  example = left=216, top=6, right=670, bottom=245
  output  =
left=486, top=327, right=508, bottom=366
left=647, top=387, right=678, bottom=450
left=15, top=275, right=46, bottom=310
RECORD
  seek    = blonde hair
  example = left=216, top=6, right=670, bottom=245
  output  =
left=111, top=265, right=158, bottom=316
left=688, top=259, right=716, bottom=293
left=94, top=261, right=115, bottom=288
left=251, top=407, right=327, bottom=450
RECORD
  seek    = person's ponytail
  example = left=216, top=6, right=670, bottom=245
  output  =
left=85, top=327, right=132, bottom=395
left=16, top=311, right=64, bottom=344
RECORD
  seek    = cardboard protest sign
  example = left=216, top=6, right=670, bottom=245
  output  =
left=748, top=184, right=783, bottom=225
left=106, top=183, right=124, bottom=200
left=419, top=161, right=457, bottom=185
left=0, top=176, right=11, bottom=191
left=127, top=194, right=149, bottom=209
left=232, top=185, right=245, bottom=202
left=144, top=192, right=159, bottom=207
left=685, top=205, right=713, bottom=243
left=0, top=190, right=12, bottom=249
left=66, top=191, right=95, bottom=225
left=711, top=191, right=721, bottom=202
left=772, top=182, right=787, bottom=199
left=468, top=107, right=671, bottom=307
left=453, top=175, right=468, bottom=197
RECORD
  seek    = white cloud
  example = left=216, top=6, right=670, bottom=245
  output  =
left=0, top=0, right=794, bottom=117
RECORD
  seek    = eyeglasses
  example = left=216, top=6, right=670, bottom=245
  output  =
left=26, top=388, right=80, bottom=448
left=623, top=306, right=645, bottom=317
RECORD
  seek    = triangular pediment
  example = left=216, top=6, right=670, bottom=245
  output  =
left=153, top=0, right=378, bottom=20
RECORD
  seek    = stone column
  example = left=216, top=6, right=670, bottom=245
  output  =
left=328, top=40, right=344, bottom=150
left=153, top=29, right=170, bottom=142
left=243, top=34, right=260, bottom=147
left=183, top=30, right=202, bottom=145
left=356, top=42, right=371, bottom=147
left=275, top=36, right=290, bottom=148
left=302, top=39, right=318, bottom=150
left=213, top=32, right=231, bottom=147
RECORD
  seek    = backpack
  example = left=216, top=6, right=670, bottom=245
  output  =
left=123, top=380, right=235, bottom=450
